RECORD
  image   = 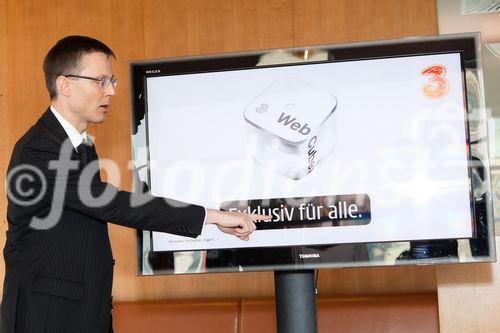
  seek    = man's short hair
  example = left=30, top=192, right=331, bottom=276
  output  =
left=43, top=35, right=115, bottom=100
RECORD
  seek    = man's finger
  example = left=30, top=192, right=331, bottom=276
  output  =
left=235, top=225, right=252, bottom=235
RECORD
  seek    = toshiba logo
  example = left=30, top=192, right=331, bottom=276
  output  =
left=299, top=253, right=320, bottom=259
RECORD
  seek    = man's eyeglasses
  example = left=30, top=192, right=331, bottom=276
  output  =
left=64, top=74, right=118, bottom=89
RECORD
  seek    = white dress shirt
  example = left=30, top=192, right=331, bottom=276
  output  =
left=50, top=105, right=88, bottom=149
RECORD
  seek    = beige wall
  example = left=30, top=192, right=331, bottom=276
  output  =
left=0, top=0, right=439, bottom=301
left=437, top=236, right=500, bottom=333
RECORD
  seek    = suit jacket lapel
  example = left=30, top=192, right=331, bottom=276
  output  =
left=38, top=107, right=72, bottom=145
left=38, top=108, right=94, bottom=163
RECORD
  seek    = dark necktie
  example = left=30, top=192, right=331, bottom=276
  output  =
left=77, top=139, right=89, bottom=166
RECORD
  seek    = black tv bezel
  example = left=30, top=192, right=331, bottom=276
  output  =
left=129, top=33, right=495, bottom=275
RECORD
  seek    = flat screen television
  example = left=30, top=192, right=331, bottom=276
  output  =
left=129, top=33, right=495, bottom=275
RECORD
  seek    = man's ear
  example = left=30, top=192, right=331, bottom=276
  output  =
left=55, top=75, right=71, bottom=97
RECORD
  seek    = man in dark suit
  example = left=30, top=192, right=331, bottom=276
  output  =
left=0, top=35, right=268, bottom=333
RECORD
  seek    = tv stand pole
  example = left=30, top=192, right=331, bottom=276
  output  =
left=274, top=269, right=318, bottom=333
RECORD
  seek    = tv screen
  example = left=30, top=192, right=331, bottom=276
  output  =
left=130, top=33, right=495, bottom=275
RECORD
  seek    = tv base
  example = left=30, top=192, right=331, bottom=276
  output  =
left=274, top=269, right=318, bottom=333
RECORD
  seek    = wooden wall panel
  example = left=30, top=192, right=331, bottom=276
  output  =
left=143, top=0, right=294, bottom=59
left=318, top=266, right=436, bottom=296
left=0, top=0, right=8, bottom=295
left=1, top=0, right=440, bottom=301
left=233, top=0, right=294, bottom=51
left=5, top=0, right=54, bottom=141
left=143, top=0, right=202, bottom=58
left=291, top=0, right=438, bottom=46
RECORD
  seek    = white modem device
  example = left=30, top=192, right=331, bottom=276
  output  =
left=244, top=77, right=338, bottom=180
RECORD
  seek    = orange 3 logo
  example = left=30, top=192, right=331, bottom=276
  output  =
left=420, top=64, right=450, bottom=98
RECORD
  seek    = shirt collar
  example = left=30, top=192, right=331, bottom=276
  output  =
left=50, top=105, right=88, bottom=148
